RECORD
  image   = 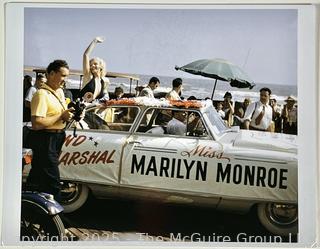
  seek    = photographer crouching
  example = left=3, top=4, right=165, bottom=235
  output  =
left=27, top=60, right=80, bottom=202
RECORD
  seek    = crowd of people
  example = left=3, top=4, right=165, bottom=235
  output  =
left=22, top=36, right=297, bottom=202
left=215, top=90, right=297, bottom=135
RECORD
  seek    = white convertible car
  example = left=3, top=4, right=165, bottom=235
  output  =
left=23, top=98, right=298, bottom=236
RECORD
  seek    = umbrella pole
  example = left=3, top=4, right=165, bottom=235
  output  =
left=211, top=79, right=218, bottom=100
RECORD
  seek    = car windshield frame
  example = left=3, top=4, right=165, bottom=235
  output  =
left=67, top=104, right=141, bottom=133
left=202, top=105, right=228, bottom=138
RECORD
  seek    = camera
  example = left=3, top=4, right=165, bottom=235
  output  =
left=68, top=98, right=85, bottom=122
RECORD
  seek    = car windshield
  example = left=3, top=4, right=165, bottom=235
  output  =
left=71, top=104, right=139, bottom=132
left=203, top=106, right=228, bottom=136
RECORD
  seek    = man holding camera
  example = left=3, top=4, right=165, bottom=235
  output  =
left=27, top=60, right=75, bottom=202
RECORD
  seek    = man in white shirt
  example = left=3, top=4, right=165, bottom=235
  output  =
left=139, top=77, right=160, bottom=98
left=25, top=74, right=46, bottom=108
left=165, top=78, right=182, bottom=100
left=243, top=88, right=273, bottom=131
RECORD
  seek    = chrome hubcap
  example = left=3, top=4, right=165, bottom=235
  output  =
left=60, top=182, right=80, bottom=204
left=267, top=203, right=298, bottom=226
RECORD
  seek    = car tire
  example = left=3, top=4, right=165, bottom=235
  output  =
left=257, top=203, right=298, bottom=236
left=60, top=182, right=89, bottom=213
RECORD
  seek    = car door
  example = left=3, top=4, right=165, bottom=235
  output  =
left=58, top=105, right=139, bottom=186
left=120, top=107, right=227, bottom=201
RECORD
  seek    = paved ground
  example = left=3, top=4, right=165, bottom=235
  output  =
left=62, top=195, right=297, bottom=243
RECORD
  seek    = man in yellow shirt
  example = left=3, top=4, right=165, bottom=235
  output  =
left=27, top=60, right=74, bottom=202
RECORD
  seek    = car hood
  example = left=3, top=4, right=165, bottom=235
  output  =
left=233, top=130, right=297, bottom=154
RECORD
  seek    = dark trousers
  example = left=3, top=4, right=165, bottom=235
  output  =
left=283, top=122, right=297, bottom=135
left=27, top=130, right=66, bottom=202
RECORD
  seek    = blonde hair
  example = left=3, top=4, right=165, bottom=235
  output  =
left=90, top=57, right=106, bottom=78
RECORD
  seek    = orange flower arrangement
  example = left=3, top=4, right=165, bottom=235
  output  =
left=102, top=98, right=203, bottom=109
left=103, top=98, right=136, bottom=106
left=169, top=100, right=203, bottom=109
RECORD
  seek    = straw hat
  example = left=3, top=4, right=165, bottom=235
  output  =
left=284, top=96, right=297, bottom=102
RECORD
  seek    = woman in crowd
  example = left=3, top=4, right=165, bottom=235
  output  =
left=222, top=92, right=234, bottom=127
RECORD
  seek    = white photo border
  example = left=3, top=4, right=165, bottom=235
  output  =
left=0, top=0, right=319, bottom=248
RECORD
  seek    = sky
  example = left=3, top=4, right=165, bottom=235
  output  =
left=24, top=7, right=297, bottom=86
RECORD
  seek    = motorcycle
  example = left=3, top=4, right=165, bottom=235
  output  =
left=21, top=150, right=66, bottom=241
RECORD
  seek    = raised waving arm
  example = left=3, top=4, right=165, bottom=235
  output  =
left=83, top=37, right=104, bottom=78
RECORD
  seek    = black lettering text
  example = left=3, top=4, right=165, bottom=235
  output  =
left=233, top=164, right=242, bottom=184
left=131, top=154, right=145, bottom=174
left=159, top=157, right=170, bottom=177
left=243, top=165, right=255, bottom=185
left=145, top=156, right=157, bottom=176
left=184, top=159, right=194, bottom=179
left=256, top=167, right=266, bottom=187
left=279, top=169, right=288, bottom=189
left=267, top=168, right=278, bottom=188
left=195, top=161, right=207, bottom=181
left=176, top=159, right=184, bottom=179
left=216, top=163, right=231, bottom=183
left=170, top=158, right=176, bottom=178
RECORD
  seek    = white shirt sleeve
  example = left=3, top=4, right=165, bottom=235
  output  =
left=25, top=87, right=37, bottom=102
